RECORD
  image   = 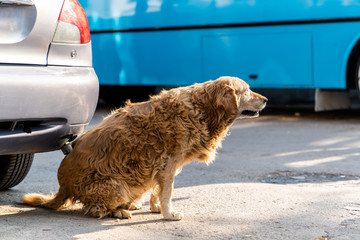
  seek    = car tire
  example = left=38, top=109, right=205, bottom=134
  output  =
left=0, top=154, right=34, bottom=190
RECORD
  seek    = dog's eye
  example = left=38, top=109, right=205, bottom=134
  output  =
left=243, top=91, right=251, bottom=101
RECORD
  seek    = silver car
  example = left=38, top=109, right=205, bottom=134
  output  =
left=0, top=0, right=99, bottom=189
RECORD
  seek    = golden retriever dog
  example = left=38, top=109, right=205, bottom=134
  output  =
left=22, top=76, right=267, bottom=221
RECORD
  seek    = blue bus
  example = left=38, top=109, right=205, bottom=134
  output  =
left=79, top=0, right=360, bottom=108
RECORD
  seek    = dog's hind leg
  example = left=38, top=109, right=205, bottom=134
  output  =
left=83, top=200, right=111, bottom=218
left=83, top=199, right=133, bottom=219
left=81, top=179, right=136, bottom=219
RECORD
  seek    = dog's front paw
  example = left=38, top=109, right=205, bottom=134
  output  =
left=163, top=211, right=184, bottom=221
left=113, top=209, right=132, bottom=219
left=128, top=201, right=142, bottom=210
left=150, top=203, right=161, bottom=213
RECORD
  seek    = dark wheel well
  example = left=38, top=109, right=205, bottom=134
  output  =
left=346, top=39, right=360, bottom=89
left=99, top=85, right=157, bottom=108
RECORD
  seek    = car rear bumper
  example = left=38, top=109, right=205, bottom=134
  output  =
left=0, top=65, right=99, bottom=154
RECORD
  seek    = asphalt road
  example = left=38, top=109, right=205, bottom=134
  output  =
left=1, top=107, right=360, bottom=240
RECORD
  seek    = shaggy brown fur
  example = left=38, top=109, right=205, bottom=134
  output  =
left=22, top=76, right=267, bottom=220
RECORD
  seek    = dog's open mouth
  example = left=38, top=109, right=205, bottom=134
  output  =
left=241, top=110, right=259, bottom=117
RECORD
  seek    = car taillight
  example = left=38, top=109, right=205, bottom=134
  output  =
left=52, top=0, right=90, bottom=44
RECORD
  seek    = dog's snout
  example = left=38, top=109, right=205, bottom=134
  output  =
left=263, top=98, right=268, bottom=104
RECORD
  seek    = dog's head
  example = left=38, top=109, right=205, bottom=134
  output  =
left=229, top=77, right=268, bottom=119
left=194, top=76, right=267, bottom=135
left=206, top=76, right=267, bottom=119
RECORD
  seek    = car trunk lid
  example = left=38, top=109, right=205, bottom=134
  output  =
left=0, top=0, right=63, bottom=65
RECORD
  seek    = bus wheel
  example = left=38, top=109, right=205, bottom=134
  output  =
left=356, top=58, right=360, bottom=97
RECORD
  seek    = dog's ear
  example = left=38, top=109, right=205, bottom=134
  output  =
left=215, top=83, right=239, bottom=116
left=201, top=80, right=240, bottom=137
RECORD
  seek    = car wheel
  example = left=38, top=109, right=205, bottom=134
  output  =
left=0, top=154, right=34, bottom=190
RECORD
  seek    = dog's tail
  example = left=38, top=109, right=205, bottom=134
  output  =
left=22, top=188, right=71, bottom=210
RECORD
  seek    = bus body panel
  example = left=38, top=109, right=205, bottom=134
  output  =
left=80, top=0, right=360, bottom=89
left=81, top=0, right=360, bottom=31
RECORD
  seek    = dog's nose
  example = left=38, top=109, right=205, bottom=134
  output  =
left=263, top=98, right=268, bottom=104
